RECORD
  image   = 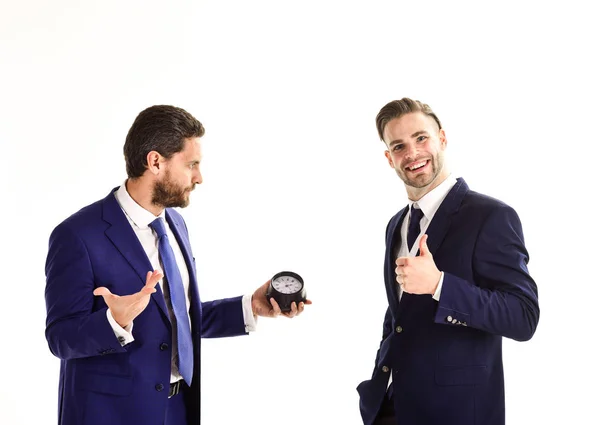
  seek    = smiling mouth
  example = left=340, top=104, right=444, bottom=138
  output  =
left=405, top=160, right=429, bottom=172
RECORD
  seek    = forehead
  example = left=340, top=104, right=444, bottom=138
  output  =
left=178, top=137, right=203, bottom=159
left=383, top=112, right=438, bottom=141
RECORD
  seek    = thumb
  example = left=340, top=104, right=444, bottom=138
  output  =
left=419, top=234, right=431, bottom=256
left=93, top=287, right=113, bottom=297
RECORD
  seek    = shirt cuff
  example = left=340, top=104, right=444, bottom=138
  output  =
left=106, top=309, right=134, bottom=346
left=242, top=293, right=258, bottom=332
left=432, top=272, right=444, bottom=301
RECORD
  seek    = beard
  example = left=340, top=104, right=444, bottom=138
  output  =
left=397, top=152, right=444, bottom=189
left=152, top=171, right=195, bottom=209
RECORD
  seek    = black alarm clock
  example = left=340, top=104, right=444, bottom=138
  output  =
left=265, top=271, right=307, bottom=313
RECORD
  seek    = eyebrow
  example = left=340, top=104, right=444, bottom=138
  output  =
left=388, top=130, right=429, bottom=147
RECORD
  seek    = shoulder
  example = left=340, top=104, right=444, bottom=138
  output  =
left=463, top=189, right=518, bottom=216
left=461, top=189, right=523, bottom=234
left=53, top=199, right=104, bottom=234
left=49, top=189, right=117, bottom=240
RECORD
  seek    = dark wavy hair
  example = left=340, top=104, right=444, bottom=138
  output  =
left=123, top=105, right=205, bottom=178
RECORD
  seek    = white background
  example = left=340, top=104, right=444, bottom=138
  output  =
left=1, top=0, right=598, bottom=424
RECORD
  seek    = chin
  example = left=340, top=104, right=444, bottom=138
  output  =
left=405, top=174, right=434, bottom=188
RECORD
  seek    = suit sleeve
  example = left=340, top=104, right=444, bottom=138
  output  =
left=200, top=297, right=247, bottom=338
left=434, top=205, right=540, bottom=341
left=45, top=223, right=127, bottom=359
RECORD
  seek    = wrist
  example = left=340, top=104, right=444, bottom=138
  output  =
left=115, top=317, right=131, bottom=329
left=431, top=272, right=442, bottom=295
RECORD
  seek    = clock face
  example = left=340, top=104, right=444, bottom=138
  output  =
left=272, top=275, right=303, bottom=294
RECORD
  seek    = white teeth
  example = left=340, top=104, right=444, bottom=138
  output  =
left=409, top=161, right=427, bottom=170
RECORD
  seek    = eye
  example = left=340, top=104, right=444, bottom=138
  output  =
left=392, top=144, right=404, bottom=151
left=417, top=135, right=427, bottom=143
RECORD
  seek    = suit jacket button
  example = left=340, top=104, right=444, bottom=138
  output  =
left=160, top=343, right=169, bottom=351
left=382, top=366, right=390, bottom=373
left=446, top=315, right=453, bottom=322
left=395, top=326, right=403, bottom=333
left=155, top=383, right=164, bottom=392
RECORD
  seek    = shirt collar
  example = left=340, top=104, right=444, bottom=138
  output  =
left=114, top=181, right=165, bottom=229
left=410, top=173, right=457, bottom=221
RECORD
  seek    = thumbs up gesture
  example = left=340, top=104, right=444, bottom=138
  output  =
left=395, top=234, right=442, bottom=295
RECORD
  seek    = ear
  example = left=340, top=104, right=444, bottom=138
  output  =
left=146, top=151, right=163, bottom=176
left=384, top=150, right=394, bottom=168
left=439, top=129, right=447, bottom=149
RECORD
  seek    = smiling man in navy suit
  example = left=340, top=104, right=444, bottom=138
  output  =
left=356, top=98, right=539, bottom=425
left=44, top=105, right=310, bottom=425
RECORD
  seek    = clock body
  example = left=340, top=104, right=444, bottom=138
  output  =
left=265, top=271, right=306, bottom=312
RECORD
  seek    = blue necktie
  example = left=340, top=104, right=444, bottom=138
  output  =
left=407, top=204, right=424, bottom=251
left=149, top=217, right=193, bottom=386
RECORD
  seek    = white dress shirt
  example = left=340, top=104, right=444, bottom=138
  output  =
left=106, top=183, right=257, bottom=383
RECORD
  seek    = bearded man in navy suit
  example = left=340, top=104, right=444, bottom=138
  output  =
left=357, top=98, right=539, bottom=425
left=44, top=105, right=311, bottom=425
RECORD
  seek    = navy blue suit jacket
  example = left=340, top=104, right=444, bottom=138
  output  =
left=357, top=178, right=540, bottom=425
left=45, top=188, right=247, bottom=425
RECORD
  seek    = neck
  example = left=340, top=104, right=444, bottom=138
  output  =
left=125, top=178, right=164, bottom=216
left=406, top=169, right=450, bottom=202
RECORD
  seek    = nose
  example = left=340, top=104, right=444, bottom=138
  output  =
left=404, top=143, right=419, bottom=161
left=193, top=170, right=203, bottom=185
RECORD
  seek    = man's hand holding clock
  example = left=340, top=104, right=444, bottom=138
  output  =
left=251, top=271, right=312, bottom=318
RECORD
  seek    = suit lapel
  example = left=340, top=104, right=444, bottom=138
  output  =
left=385, top=206, right=408, bottom=316
left=165, top=210, right=195, bottom=283
left=101, top=189, right=170, bottom=322
left=420, top=177, right=469, bottom=257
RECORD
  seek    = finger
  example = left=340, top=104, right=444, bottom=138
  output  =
left=293, top=302, right=306, bottom=316
left=140, top=285, right=158, bottom=295
left=288, top=302, right=298, bottom=318
left=269, top=297, right=282, bottom=316
left=419, top=234, right=431, bottom=256
left=138, top=271, right=162, bottom=296
left=146, top=270, right=163, bottom=287
left=396, top=257, right=408, bottom=266
left=93, top=287, right=113, bottom=297
left=396, top=275, right=403, bottom=285
left=303, top=299, right=313, bottom=305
